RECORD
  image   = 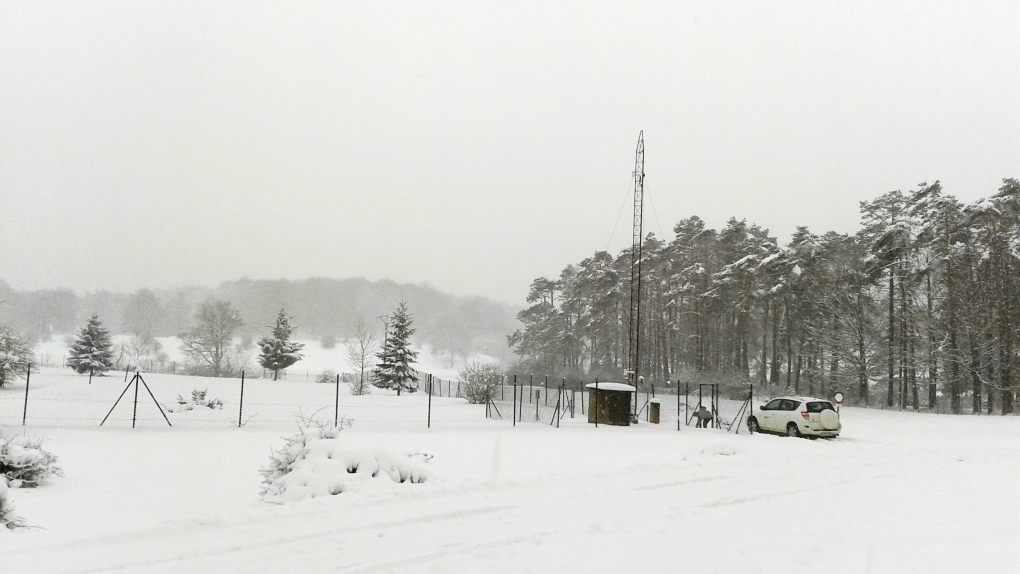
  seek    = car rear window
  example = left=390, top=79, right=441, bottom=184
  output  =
left=806, top=401, right=835, bottom=413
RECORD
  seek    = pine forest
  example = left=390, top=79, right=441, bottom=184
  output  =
left=509, top=179, right=1020, bottom=414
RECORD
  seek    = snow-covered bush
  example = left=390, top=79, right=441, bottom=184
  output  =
left=260, top=416, right=431, bottom=503
left=165, top=388, right=223, bottom=412
left=458, top=361, right=502, bottom=404
left=315, top=369, right=337, bottom=384
left=0, top=434, right=63, bottom=488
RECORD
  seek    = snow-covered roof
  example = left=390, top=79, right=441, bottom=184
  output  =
left=766, top=395, right=832, bottom=403
left=584, top=382, right=636, bottom=392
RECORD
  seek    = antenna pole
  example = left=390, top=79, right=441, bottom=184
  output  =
left=628, top=130, right=645, bottom=418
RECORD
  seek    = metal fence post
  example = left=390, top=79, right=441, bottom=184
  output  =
left=513, top=384, right=517, bottom=428
left=749, top=383, right=754, bottom=433
left=427, top=382, right=432, bottom=428
left=238, top=370, right=245, bottom=427
left=335, top=373, right=340, bottom=427
left=22, top=364, right=31, bottom=425
left=685, top=382, right=689, bottom=426
left=131, top=373, right=140, bottom=428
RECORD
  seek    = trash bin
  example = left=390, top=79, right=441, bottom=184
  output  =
left=649, top=400, right=660, bottom=424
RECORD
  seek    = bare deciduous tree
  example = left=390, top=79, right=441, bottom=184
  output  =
left=345, top=319, right=377, bottom=395
left=179, top=300, right=243, bottom=377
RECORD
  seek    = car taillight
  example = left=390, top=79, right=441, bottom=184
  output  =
left=800, top=412, right=810, bottom=420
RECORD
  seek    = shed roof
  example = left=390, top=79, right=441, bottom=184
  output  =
left=584, top=382, right=636, bottom=392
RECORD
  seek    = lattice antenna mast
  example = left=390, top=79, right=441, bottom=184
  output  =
left=627, top=131, right=645, bottom=408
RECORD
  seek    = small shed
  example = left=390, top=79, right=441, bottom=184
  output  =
left=586, top=382, right=636, bottom=426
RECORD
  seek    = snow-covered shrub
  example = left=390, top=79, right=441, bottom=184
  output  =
left=349, top=371, right=372, bottom=396
left=0, top=434, right=63, bottom=488
left=165, top=388, right=223, bottom=412
left=458, top=361, right=502, bottom=404
left=260, top=416, right=431, bottom=503
left=315, top=369, right=337, bottom=384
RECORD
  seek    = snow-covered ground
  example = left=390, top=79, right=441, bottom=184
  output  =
left=2, top=405, right=1017, bottom=573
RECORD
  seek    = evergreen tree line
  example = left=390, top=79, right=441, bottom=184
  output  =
left=0, top=276, right=516, bottom=363
left=18, top=300, right=419, bottom=395
left=509, top=179, right=1020, bottom=414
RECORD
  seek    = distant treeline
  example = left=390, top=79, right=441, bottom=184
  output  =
left=509, top=179, right=1020, bottom=414
left=0, top=277, right=518, bottom=362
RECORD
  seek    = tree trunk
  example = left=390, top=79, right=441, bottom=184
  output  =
left=910, top=321, right=918, bottom=411
left=858, top=326, right=868, bottom=406
left=969, top=338, right=980, bottom=414
left=770, top=302, right=781, bottom=385
left=795, top=341, right=803, bottom=394
left=760, top=300, right=769, bottom=387
left=887, top=269, right=895, bottom=408
left=786, top=318, right=793, bottom=391
left=900, top=272, right=908, bottom=410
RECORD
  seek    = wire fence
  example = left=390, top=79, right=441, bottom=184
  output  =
left=0, top=367, right=755, bottom=433
left=483, top=380, right=754, bottom=432
left=0, top=367, right=487, bottom=430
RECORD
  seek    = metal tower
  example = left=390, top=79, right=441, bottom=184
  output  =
left=627, top=130, right=645, bottom=411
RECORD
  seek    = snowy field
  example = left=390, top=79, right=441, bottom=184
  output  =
left=0, top=367, right=482, bottom=430
left=2, top=403, right=1018, bottom=573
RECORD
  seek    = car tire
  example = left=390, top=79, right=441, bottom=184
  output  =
left=786, top=423, right=801, bottom=438
left=748, top=418, right=760, bottom=433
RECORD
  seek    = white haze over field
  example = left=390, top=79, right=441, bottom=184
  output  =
left=1, top=1, right=1018, bottom=303
left=30, top=335, right=495, bottom=380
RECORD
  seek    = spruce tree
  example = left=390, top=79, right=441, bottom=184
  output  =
left=0, top=327, right=33, bottom=388
left=67, top=314, right=114, bottom=376
left=257, top=309, right=305, bottom=380
left=373, top=301, right=419, bottom=394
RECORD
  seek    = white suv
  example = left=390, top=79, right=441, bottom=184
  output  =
left=747, top=396, right=841, bottom=438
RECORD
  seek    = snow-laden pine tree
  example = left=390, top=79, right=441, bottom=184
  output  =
left=373, top=301, right=419, bottom=394
left=0, top=328, right=33, bottom=388
left=67, top=314, right=114, bottom=376
left=257, top=309, right=304, bottom=380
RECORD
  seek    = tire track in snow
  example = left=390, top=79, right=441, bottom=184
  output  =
left=337, top=531, right=555, bottom=573
left=13, top=504, right=513, bottom=574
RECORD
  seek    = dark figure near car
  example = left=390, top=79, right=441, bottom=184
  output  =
left=695, top=406, right=713, bottom=428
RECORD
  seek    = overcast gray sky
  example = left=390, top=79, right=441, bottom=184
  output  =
left=2, top=1, right=1018, bottom=304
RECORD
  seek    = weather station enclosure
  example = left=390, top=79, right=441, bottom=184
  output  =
left=586, top=382, right=636, bottom=426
